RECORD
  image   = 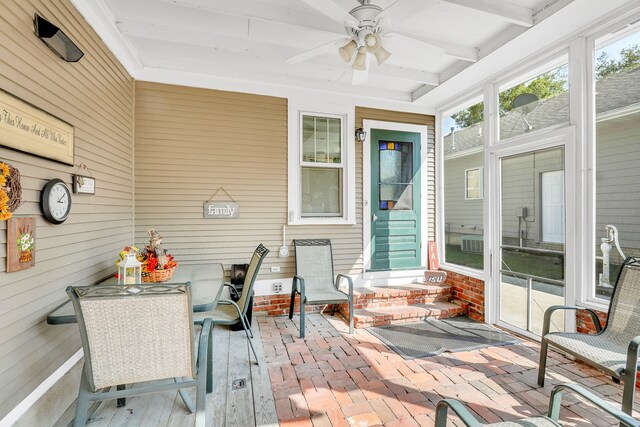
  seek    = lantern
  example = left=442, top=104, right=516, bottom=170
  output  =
left=118, top=249, right=142, bottom=285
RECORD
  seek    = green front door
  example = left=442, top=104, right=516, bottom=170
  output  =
left=370, top=129, right=421, bottom=271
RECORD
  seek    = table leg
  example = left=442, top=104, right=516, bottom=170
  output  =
left=207, top=325, right=213, bottom=393
left=117, top=384, right=126, bottom=407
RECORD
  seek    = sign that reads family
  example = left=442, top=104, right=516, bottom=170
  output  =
left=204, top=202, right=239, bottom=219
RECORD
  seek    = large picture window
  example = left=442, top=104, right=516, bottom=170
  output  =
left=591, top=29, right=640, bottom=301
left=443, top=100, right=485, bottom=270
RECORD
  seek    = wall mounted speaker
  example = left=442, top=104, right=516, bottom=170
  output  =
left=34, top=14, right=84, bottom=62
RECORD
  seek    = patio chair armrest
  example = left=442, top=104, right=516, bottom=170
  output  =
left=217, top=298, right=244, bottom=317
left=293, top=275, right=305, bottom=298
left=435, top=399, right=483, bottom=427
left=548, top=383, right=640, bottom=427
left=335, top=274, right=353, bottom=297
left=542, top=305, right=602, bottom=336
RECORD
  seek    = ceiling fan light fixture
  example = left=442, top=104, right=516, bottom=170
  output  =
left=352, top=47, right=368, bottom=70
left=338, top=40, right=358, bottom=62
left=365, top=33, right=390, bottom=65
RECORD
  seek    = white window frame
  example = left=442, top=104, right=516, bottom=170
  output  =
left=436, top=93, right=486, bottom=280
left=288, top=100, right=355, bottom=225
left=464, top=167, right=484, bottom=200
left=583, top=15, right=640, bottom=308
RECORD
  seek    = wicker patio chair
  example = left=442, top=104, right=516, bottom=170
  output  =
left=67, top=283, right=211, bottom=427
left=194, top=244, right=269, bottom=366
left=538, top=256, right=640, bottom=414
left=289, top=239, right=354, bottom=338
left=435, top=383, right=639, bottom=427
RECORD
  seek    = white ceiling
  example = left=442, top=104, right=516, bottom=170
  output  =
left=70, top=0, right=573, bottom=105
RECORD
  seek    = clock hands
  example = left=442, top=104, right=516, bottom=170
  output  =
left=57, top=193, right=67, bottom=203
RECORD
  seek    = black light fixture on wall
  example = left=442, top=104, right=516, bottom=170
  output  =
left=34, top=14, right=84, bottom=62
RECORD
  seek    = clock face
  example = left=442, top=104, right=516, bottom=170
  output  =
left=41, top=179, right=72, bottom=224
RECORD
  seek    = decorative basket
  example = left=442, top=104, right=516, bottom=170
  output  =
left=141, top=266, right=176, bottom=283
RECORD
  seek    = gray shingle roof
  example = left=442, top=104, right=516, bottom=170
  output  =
left=444, top=67, right=640, bottom=155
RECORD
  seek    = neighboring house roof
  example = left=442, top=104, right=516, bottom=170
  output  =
left=444, top=67, right=640, bottom=155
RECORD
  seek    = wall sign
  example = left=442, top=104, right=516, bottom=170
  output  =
left=0, top=89, right=74, bottom=165
left=73, top=174, right=95, bottom=194
left=7, top=216, right=35, bottom=272
left=204, top=202, right=239, bottom=219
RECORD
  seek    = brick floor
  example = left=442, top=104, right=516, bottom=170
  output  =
left=258, top=313, right=640, bottom=427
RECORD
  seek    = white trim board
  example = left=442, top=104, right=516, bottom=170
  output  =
left=0, top=349, right=83, bottom=427
left=362, top=120, right=430, bottom=275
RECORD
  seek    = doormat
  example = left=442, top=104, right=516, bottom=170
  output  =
left=367, top=316, right=521, bottom=360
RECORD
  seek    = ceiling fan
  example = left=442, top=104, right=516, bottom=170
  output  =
left=289, top=0, right=438, bottom=84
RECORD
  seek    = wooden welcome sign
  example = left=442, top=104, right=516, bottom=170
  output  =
left=0, top=90, right=74, bottom=165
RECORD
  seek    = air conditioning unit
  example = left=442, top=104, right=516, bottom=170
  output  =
left=461, top=235, right=483, bottom=254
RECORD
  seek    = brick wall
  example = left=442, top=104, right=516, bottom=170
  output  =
left=444, top=270, right=485, bottom=321
left=254, top=294, right=336, bottom=317
left=575, top=307, right=607, bottom=334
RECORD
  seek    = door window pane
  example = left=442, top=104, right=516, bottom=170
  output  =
left=499, top=148, right=565, bottom=336
left=498, top=60, right=569, bottom=140
left=301, top=168, right=342, bottom=216
left=593, top=30, right=640, bottom=300
left=379, top=141, right=413, bottom=210
left=443, top=101, right=485, bottom=269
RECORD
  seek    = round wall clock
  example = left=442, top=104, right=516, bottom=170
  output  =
left=41, top=179, right=72, bottom=224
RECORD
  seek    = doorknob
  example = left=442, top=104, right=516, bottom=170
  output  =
left=372, top=214, right=378, bottom=222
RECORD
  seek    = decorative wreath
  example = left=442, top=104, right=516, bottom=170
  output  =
left=0, top=162, right=23, bottom=221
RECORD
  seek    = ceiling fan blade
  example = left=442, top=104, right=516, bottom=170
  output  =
left=386, top=31, right=478, bottom=62
left=301, top=0, right=354, bottom=23
left=287, top=38, right=348, bottom=64
left=377, top=0, right=439, bottom=25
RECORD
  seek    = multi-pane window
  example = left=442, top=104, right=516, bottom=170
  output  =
left=300, top=114, right=343, bottom=217
left=465, top=167, right=483, bottom=200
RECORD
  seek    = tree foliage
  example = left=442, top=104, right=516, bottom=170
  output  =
left=451, top=44, right=640, bottom=128
left=596, top=44, right=640, bottom=80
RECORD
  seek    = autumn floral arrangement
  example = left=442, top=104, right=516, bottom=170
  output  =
left=0, top=162, right=22, bottom=221
left=116, top=229, right=178, bottom=282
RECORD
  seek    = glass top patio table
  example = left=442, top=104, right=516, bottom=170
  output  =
left=47, top=263, right=225, bottom=325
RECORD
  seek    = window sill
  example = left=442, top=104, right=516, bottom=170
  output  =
left=289, top=218, right=355, bottom=226
left=440, top=262, right=486, bottom=281
left=577, top=299, right=609, bottom=314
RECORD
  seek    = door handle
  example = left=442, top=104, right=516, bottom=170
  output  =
left=372, top=214, right=378, bottom=222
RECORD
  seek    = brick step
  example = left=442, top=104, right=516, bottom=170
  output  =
left=351, top=283, right=452, bottom=310
left=347, top=301, right=466, bottom=329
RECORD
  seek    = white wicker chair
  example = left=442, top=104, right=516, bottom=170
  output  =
left=289, top=239, right=353, bottom=338
left=67, top=283, right=211, bottom=427
left=538, top=256, right=640, bottom=415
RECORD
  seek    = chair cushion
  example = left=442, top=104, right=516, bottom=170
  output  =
left=545, top=331, right=629, bottom=375
left=486, top=417, right=560, bottom=427
left=303, top=288, right=348, bottom=304
left=193, top=302, right=240, bottom=325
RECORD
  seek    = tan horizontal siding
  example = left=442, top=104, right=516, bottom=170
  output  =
left=0, top=0, right=134, bottom=419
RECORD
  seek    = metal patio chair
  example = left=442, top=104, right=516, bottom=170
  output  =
left=435, top=382, right=639, bottom=427
left=67, top=283, right=211, bottom=427
left=289, top=239, right=353, bottom=338
left=194, top=243, right=269, bottom=365
left=538, top=256, right=640, bottom=414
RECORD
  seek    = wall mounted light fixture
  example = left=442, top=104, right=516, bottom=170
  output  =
left=34, top=14, right=84, bottom=62
left=355, top=127, right=366, bottom=143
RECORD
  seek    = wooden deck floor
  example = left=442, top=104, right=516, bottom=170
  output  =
left=54, top=320, right=278, bottom=427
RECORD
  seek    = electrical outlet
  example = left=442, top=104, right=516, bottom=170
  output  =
left=270, top=266, right=280, bottom=273
left=273, top=282, right=283, bottom=293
